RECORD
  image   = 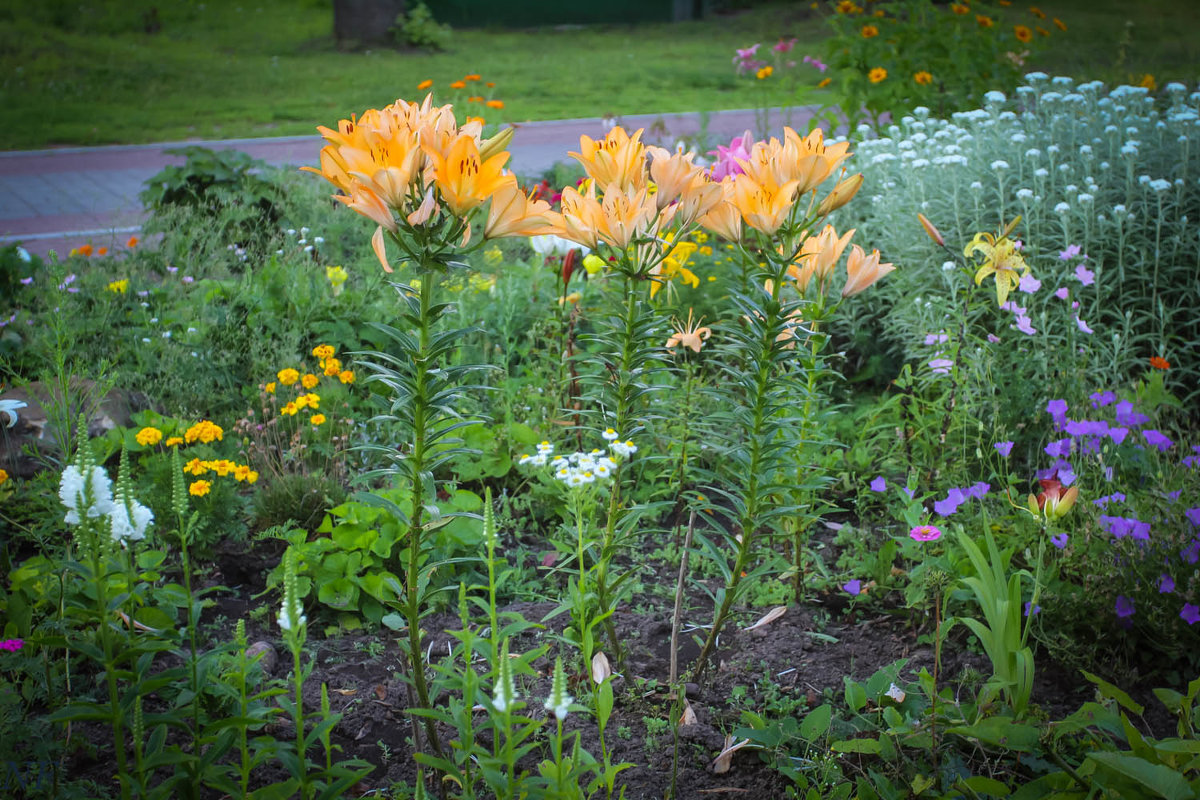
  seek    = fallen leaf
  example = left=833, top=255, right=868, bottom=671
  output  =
left=884, top=683, right=906, bottom=704
left=333, top=688, right=357, bottom=696
left=743, top=606, right=787, bottom=632
left=679, top=699, right=698, bottom=727
left=373, top=685, right=387, bottom=701
left=712, top=734, right=752, bottom=774
left=591, top=651, right=611, bottom=684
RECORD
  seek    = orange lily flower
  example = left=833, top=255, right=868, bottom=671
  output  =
left=791, top=225, right=856, bottom=294
left=426, top=132, right=510, bottom=217
left=841, top=244, right=895, bottom=297
left=666, top=308, right=712, bottom=352
left=484, top=179, right=557, bottom=239
left=570, top=127, right=648, bottom=193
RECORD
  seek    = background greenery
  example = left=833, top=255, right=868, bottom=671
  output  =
left=0, top=0, right=1197, bottom=149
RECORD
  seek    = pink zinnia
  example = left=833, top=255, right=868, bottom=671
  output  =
left=910, top=525, right=942, bottom=542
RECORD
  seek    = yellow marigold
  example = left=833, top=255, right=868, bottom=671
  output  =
left=976, top=14, right=993, bottom=27
left=107, top=279, right=129, bottom=294
left=312, top=344, right=335, bottom=360
left=338, top=370, right=356, bottom=384
left=282, top=402, right=299, bottom=416
left=1139, top=73, right=1157, bottom=90
left=1029, top=5, right=1045, bottom=18
left=450, top=80, right=466, bottom=89
left=277, top=368, right=300, bottom=386
left=165, top=436, right=183, bottom=447
left=868, top=67, right=887, bottom=83
left=184, top=420, right=223, bottom=444
left=234, top=464, right=252, bottom=482
left=294, top=395, right=309, bottom=410
left=699, top=245, right=713, bottom=256
left=322, top=358, right=342, bottom=377
left=304, top=393, right=320, bottom=408
left=873, top=8, right=884, bottom=16
left=247, top=470, right=259, bottom=484
left=310, top=413, right=327, bottom=426
left=265, top=381, right=276, bottom=394
left=756, top=65, right=773, bottom=80
left=189, top=480, right=212, bottom=497
left=301, top=373, right=319, bottom=390
left=417, top=79, right=433, bottom=90
left=914, top=70, right=933, bottom=85
left=135, top=427, right=163, bottom=446
left=212, top=459, right=234, bottom=477
left=817, top=77, right=832, bottom=88
left=0, top=468, right=9, bottom=485
left=834, top=0, right=858, bottom=12
left=949, top=3, right=969, bottom=14
left=486, top=99, right=504, bottom=109
left=1013, top=24, right=1032, bottom=42
left=1052, top=17, right=1066, bottom=31
left=860, top=24, right=878, bottom=37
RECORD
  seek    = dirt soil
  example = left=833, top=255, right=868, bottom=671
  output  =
left=53, top=535, right=1108, bottom=799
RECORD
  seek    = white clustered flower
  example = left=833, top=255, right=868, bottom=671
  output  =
left=277, top=602, right=306, bottom=632
left=110, top=492, right=153, bottom=543
left=610, top=440, right=638, bottom=458
left=1054, top=202, right=1071, bottom=214
left=990, top=160, right=1009, bottom=170
left=60, top=465, right=115, bottom=524
left=1016, top=188, right=1034, bottom=200
left=1148, top=178, right=1172, bottom=192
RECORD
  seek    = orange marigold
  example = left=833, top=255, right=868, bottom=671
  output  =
left=465, top=73, right=481, bottom=81
left=486, top=99, right=504, bottom=109
left=861, top=24, right=878, bottom=37
left=868, top=67, right=887, bottom=83
left=1149, top=356, right=1170, bottom=370
left=949, top=3, right=969, bottom=14
left=417, top=79, right=433, bottom=90
left=976, top=14, right=993, bottom=27
left=1052, top=17, right=1066, bottom=31
left=449, top=80, right=466, bottom=89
left=914, top=70, right=933, bottom=85
left=1029, top=5, right=1045, bottom=18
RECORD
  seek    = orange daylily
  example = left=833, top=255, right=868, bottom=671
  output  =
left=730, top=174, right=801, bottom=236
left=484, top=179, right=557, bottom=239
left=791, top=224, right=855, bottom=294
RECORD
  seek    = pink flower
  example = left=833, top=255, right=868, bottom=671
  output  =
left=1054, top=287, right=1069, bottom=300
left=802, top=54, right=828, bottom=73
left=1059, top=244, right=1081, bottom=260
left=929, top=357, right=954, bottom=374
left=1073, top=264, right=1094, bottom=285
left=708, top=131, right=754, bottom=182
left=0, top=638, right=23, bottom=652
left=1018, top=274, right=1042, bottom=294
left=910, top=525, right=942, bottom=542
left=1015, top=315, right=1037, bottom=335
left=773, top=38, right=797, bottom=53
left=1075, top=316, right=1093, bottom=334
left=987, top=333, right=1001, bottom=343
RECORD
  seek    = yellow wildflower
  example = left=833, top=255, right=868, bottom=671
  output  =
left=301, top=373, right=319, bottom=390
left=311, top=413, right=327, bottom=426
left=282, top=402, right=299, bottom=416
left=868, top=67, right=887, bottom=84
left=860, top=24, right=878, bottom=38
left=965, top=231, right=1030, bottom=306
left=107, top=279, right=129, bottom=294
left=265, top=382, right=276, bottom=394
left=277, top=368, right=300, bottom=386
left=234, top=464, right=252, bottom=482
left=312, top=344, right=335, bottom=360
left=914, top=71, right=933, bottom=85
left=189, top=480, right=211, bottom=497
left=322, top=357, right=343, bottom=377
left=184, top=420, right=223, bottom=444
left=304, top=393, right=320, bottom=409
left=339, top=370, right=356, bottom=384
left=165, top=436, right=183, bottom=447
left=135, top=427, right=163, bottom=446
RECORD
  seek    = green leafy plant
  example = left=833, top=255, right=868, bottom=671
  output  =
left=394, top=2, right=451, bottom=52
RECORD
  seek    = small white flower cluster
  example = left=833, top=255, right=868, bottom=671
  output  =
left=277, top=602, right=307, bottom=633
left=59, top=465, right=153, bottom=543
left=518, top=430, right=638, bottom=488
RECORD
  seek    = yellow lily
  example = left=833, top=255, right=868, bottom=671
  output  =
left=698, top=181, right=742, bottom=242
left=965, top=231, right=1029, bottom=306
left=791, top=224, right=856, bottom=294
left=649, top=239, right=700, bottom=299
left=597, top=183, right=658, bottom=250
left=781, top=127, right=852, bottom=196
left=731, top=173, right=800, bottom=236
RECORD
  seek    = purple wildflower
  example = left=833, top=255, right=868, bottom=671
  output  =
left=0, top=639, right=23, bottom=652
left=843, top=579, right=862, bottom=596
left=1044, top=438, right=1072, bottom=458
left=1182, top=604, right=1200, bottom=625
left=1024, top=602, right=1041, bottom=617
left=987, top=333, right=1001, bottom=343
left=1054, top=286, right=1070, bottom=300
left=1015, top=315, right=1037, bottom=335
left=1186, top=508, right=1200, bottom=527
left=1050, top=533, right=1068, bottom=549
left=1142, top=429, right=1173, bottom=452
left=1115, top=401, right=1149, bottom=428
left=1114, top=596, right=1135, bottom=618
left=994, top=441, right=1015, bottom=457
left=1075, top=316, right=1093, bottom=334
left=934, top=489, right=965, bottom=517
left=1159, top=574, right=1175, bottom=593
left=1107, top=426, right=1129, bottom=445
left=870, top=475, right=887, bottom=492
left=966, top=482, right=990, bottom=500
left=1093, top=492, right=1126, bottom=509
left=1090, top=390, right=1115, bottom=408
left=1074, top=264, right=1095, bottom=285
left=1059, top=244, right=1081, bottom=260
left=19, top=277, right=33, bottom=286
left=924, top=333, right=949, bottom=345
left=929, top=358, right=954, bottom=374
left=1046, top=399, right=1068, bottom=428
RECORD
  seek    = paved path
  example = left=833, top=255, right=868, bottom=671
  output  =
left=0, top=107, right=819, bottom=259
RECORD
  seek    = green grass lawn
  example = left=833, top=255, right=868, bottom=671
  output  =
left=1, top=0, right=1197, bottom=150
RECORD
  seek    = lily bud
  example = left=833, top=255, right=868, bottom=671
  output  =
left=1002, top=215, right=1022, bottom=239
left=917, top=213, right=944, bottom=247
left=479, top=126, right=515, bottom=163
left=817, top=173, right=863, bottom=215
left=1045, top=485, right=1079, bottom=519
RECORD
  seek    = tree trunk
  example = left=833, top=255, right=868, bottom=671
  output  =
left=332, top=0, right=406, bottom=48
